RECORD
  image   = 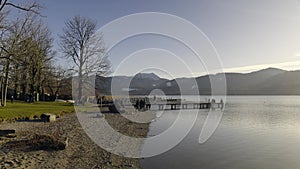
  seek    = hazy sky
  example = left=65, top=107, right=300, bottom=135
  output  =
left=35, top=0, right=300, bottom=78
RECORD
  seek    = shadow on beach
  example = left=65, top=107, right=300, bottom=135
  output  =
left=1, top=134, right=67, bottom=152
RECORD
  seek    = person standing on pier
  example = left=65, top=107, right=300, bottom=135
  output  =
left=146, top=98, right=151, bottom=110
left=135, top=99, right=140, bottom=110
left=140, top=99, right=145, bottom=110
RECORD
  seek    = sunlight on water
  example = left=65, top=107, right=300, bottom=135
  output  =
left=141, top=96, right=300, bottom=169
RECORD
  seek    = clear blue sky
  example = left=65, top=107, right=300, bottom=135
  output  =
left=33, top=0, right=300, bottom=78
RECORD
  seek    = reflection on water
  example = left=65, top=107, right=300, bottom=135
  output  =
left=140, top=96, right=300, bottom=169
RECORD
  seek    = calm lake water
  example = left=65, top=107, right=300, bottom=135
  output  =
left=140, top=96, right=300, bottom=169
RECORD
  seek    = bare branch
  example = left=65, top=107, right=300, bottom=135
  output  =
left=60, top=15, right=111, bottom=101
left=0, top=1, right=42, bottom=16
left=0, top=0, right=8, bottom=12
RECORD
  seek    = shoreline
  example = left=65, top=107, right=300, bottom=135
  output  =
left=0, top=111, right=155, bottom=169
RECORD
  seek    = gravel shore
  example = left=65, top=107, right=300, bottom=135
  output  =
left=0, top=112, right=155, bottom=169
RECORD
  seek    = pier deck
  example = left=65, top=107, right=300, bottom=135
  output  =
left=99, top=99, right=224, bottom=111
left=149, top=102, right=224, bottom=110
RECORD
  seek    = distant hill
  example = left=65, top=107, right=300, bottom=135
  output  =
left=252, top=70, right=300, bottom=95
left=222, top=67, right=287, bottom=95
left=134, top=73, right=161, bottom=81
left=95, top=67, right=300, bottom=95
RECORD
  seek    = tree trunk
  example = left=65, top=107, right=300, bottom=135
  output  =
left=78, top=73, right=83, bottom=104
left=13, top=65, right=19, bottom=99
left=1, top=59, right=10, bottom=106
left=77, top=60, right=83, bottom=104
left=41, top=86, right=45, bottom=101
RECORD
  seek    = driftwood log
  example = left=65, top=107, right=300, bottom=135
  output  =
left=0, top=129, right=15, bottom=136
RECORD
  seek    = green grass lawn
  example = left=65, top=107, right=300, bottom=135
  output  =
left=0, top=101, right=75, bottom=121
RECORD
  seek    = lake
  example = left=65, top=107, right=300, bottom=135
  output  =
left=140, top=96, right=300, bottom=169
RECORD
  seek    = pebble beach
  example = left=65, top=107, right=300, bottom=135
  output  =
left=0, top=112, right=155, bottom=169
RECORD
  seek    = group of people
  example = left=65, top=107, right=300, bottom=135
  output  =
left=134, top=98, right=151, bottom=111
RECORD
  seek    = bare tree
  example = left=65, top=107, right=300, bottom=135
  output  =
left=60, top=15, right=110, bottom=103
left=0, top=0, right=41, bottom=14
left=22, top=16, right=54, bottom=101
left=44, top=65, right=72, bottom=101
left=0, top=14, right=31, bottom=106
left=0, top=0, right=42, bottom=106
left=0, top=12, right=52, bottom=106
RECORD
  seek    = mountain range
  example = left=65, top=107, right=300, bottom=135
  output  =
left=95, top=68, right=300, bottom=95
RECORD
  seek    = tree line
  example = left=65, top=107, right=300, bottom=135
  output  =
left=0, top=1, right=110, bottom=106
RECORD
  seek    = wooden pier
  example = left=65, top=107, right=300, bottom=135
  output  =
left=152, top=102, right=224, bottom=111
left=99, top=98, right=224, bottom=112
